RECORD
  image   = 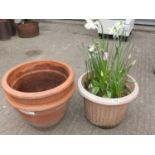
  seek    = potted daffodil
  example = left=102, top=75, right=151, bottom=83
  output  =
left=78, top=19, right=139, bottom=128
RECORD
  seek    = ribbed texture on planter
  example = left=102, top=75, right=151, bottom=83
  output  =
left=78, top=72, right=139, bottom=128
left=84, top=99, right=128, bottom=128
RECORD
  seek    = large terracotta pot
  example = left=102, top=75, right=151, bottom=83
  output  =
left=78, top=72, right=139, bottom=128
left=16, top=22, right=39, bottom=38
left=1, top=60, right=75, bottom=128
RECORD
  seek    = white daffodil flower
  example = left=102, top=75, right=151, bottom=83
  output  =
left=128, top=54, right=131, bottom=59
left=103, top=52, right=108, bottom=60
left=94, top=20, right=100, bottom=28
left=131, top=60, right=136, bottom=66
left=115, top=20, right=125, bottom=30
left=88, top=44, right=95, bottom=52
left=110, top=27, right=119, bottom=38
left=110, top=20, right=125, bottom=38
left=85, top=19, right=99, bottom=30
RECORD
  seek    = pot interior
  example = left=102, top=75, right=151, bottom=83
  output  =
left=8, top=62, right=68, bottom=92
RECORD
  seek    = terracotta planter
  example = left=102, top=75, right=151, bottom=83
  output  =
left=78, top=72, right=139, bottom=128
left=16, top=22, right=39, bottom=38
left=1, top=60, right=75, bottom=128
left=0, top=19, right=11, bottom=40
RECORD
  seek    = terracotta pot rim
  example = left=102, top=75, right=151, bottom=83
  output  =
left=1, top=60, right=75, bottom=99
left=78, top=72, right=139, bottom=106
left=6, top=83, right=75, bottom=112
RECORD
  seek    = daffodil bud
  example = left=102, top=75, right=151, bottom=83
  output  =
left=131, top=60, right=136, bottom=66
left=89, top=44, right=95, bottom=52
left=128, top=54, right=131, bottom=59
left=103, top=52, right=108, bottom=60
left=84, top=19, right=100, bottom=30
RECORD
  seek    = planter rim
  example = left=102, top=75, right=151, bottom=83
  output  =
left=78, top=72, right=139, bottom=106
left=5, top=84, right=75, bottom=112
left=1, top=60, right=74, bottom=100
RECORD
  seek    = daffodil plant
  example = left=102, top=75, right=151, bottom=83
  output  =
left=84, top=19, right=136, bottom=98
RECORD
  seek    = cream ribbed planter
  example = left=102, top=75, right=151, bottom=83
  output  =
left=78, top=72, right=139, bottom=128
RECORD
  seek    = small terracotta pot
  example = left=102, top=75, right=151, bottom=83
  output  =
left=1, top=60, right=75, bottom=128
left=16, top=22, right=39, bottom=38
left=0, top=19, right=11, bottom=40
left=78, top=72, right=139, bottom=128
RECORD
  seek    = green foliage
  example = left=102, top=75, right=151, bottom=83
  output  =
left=85, top=37, right=135, bottom=98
